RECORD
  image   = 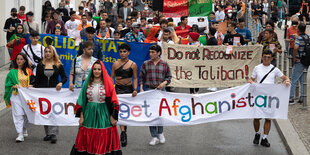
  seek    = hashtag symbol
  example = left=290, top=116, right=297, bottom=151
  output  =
left=27, top=100, right=37, bottom=112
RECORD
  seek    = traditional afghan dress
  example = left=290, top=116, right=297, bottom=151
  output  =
left=71, top=61, right=122, bottom=155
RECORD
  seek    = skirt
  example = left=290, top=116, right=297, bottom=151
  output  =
left=70, top=102, right=122, bottom=155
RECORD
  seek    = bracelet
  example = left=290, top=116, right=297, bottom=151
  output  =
left=133, top=88, right=137, bottom=91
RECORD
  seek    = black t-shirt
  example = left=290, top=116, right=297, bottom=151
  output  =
left=223, top=32, right=246, bottom=45
left=207, top=37, right=218, bottom=45
left=56, top=8, right=69, bottom=17
left=4, top=18, right=21, bottom=42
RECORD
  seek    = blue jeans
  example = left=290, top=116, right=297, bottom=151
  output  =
left=289, top=62, right=308, bottom=101
left=145, top=87, right=165, bottom=137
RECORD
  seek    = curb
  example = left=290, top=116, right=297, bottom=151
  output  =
left=274, top=119, right=309, bottom=155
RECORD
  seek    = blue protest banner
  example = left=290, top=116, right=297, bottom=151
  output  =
left=26, top=34, right=152, bottom=88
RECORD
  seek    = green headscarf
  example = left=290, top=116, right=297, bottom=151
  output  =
left=8, top=24, right=25, bottom=45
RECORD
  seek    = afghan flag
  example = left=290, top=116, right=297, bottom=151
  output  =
left=162, top=0, right=212, bottom=17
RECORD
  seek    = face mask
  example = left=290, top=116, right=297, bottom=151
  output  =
left=292, top=21, right=298, bottom=25
left=228, top=13, right=232, bottom=17
left=12, top=13, right=17, bottom=17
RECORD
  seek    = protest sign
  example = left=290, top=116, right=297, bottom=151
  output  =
left=15, top=83, right=289, bottom=126
left=162, top=43, right=263, bottom=87
left=26, top=34, right=152, bottom=87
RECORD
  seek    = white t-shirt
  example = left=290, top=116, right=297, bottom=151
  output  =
left=21, top=44, right=45, bottom=75
left=215, top=11, right=225, bottom=22
left=251, top=64, right=283, bottom=84
left=157, top=40, right=174, bottom=48
left=65, top=20, right=80, bottom=38
left=87, top=19, right=97, bottom=29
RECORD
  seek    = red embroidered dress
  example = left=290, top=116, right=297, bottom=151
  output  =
left=71, top=61, right=121, bottom=155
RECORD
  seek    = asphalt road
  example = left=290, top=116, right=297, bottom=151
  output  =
left=0, top=105, right=288, bottom=155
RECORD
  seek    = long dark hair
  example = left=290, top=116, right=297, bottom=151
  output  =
left=13, top=53, right=30, bottom=76
left=89, top=61, right=104, bottom=86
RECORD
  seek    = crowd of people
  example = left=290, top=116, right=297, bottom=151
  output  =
left=2, top=0, right=310, bottom=154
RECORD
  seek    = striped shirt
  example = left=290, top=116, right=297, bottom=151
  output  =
left=295, top=34, right=309, bottom=59
left=139, top=59, right=172, bottom=87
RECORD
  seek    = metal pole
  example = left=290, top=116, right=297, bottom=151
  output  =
left=279, top=53, right=282, bottom=71
left=283, top=51, right=287, bottom=76
left=302, top=69, right=307, bottom=110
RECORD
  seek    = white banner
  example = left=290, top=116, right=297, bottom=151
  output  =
left=117, top=84, right=289, bottom=126
left=15, top=84, right=289, bottom=126
left=16, top=88, right=80, bottom=126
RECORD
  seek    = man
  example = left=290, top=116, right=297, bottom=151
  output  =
left=215, top=5, right=225, bottom=22
left=106, top=18, right=115, bottom=37
left=157, top=19, right=168, bottom=41
left=4, top=8, right=22, bottom=68
left=113, top=31, right=121, bottom=40
left=119, top=0, right=132, bottom=21
left=257, top=20, right=278, bottom=44
left=77, top=6, right=84, bottom=19
left=96, top=19, right=112, bottom=39
left=175, top=16, right=191, bottom=38
left=140, top=17, right=147, bottom=30
left=289, top=23, right=309, bottom=104
left=23, top=11, right=39, bottom=34
left=41, top=14, right=52, bottom=34
left=261, top=29, right=282, bottom=66
left=139, top=45, right=172, bottom=146
left=120, top=18, right=132, bottom=38
left=223, top=21, right=245, bottom=46
left=249, top=50, right=290, bottom=147
left=86, top=11, right=97, bottom=29
left=207, top=27, right=218, bottom=45
left=78, top=15, right=91, bottom=31
left=94, top=10, right=109, bottom=30
left=77, top=27, right=103, bottom=60
left=17, top=6, right=27, bottom=23
left=125, top=22, right=145, bottom=42
left=65, top=11, right=80, bottom=39
left=212, top=22, right=224, bottom=45
left=56, top=2, right=69, bottom=18
left=236, top=18, right=252, bottom=44
left=208, top=12, right=216, bottom=24
left=21, top=31, right=45, bottom=75
left=46, top=11, right=65, bottom=34
left=157, top=29, right=174, bottom=48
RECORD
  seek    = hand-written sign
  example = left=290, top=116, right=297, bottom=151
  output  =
left=162, top=43, right=263, bottom=87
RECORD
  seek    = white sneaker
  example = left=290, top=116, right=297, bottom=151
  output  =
left=207, top=87, right=218, bottom=92
left=158, top=133, right=166, bottom=144
left=23, top=128, right=28, bottom=137
left=16, top=134, right=24, bottom=142
left=149, top=137, right=159, bottom=146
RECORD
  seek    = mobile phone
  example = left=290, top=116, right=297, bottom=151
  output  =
left=291, top=35, right=294, bottom=39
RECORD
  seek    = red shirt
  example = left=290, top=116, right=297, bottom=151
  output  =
left=287, top=26, right=298, bottom=48
left=17, top=14, right=27, bottom=23
left=175, top=25, right=191, bottom=38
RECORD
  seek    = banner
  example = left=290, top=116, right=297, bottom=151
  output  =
left=118, top=83, right=289, bottom=126
left=15, top=84, right=289, bottom=126
left=26, top=34, right=152, bottom=88
left=162, top=0, right=212, bottom=17
left=15, top=88, right=81, bottom=126
left=162, top=43, right=263, bottom=87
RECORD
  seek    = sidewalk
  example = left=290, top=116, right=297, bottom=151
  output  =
left=0, top=63, right=10, bottom=111
left=275, top=27, right=310, bottom=155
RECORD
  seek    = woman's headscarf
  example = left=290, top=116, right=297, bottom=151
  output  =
left=75, top=60, right=119, bottom=118
left=9, top=24, right=25, bottom=45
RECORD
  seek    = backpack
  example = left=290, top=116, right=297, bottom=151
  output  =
left=300, top=34, right=310, bottom=66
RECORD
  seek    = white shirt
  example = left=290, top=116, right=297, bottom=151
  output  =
left=65, top=20, right=81, bottom=38
left=251, top=64, right=283, bottom=84
left=87, top=19, right=97, bottom=29
left=124, top=8, right=128, bottom=20
left=157, top=39, right=174, bottom=48
left=21, top=44, right=45, bottom=75
left=215, top=10, right=225, bottom=22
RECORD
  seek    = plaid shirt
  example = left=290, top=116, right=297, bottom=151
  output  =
left=139, top=59, right=172, bottom=87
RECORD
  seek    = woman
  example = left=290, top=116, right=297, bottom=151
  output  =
left=261, top=0, right=269, bottom=27
left=70, top=60, right=122, bottom=155
left=69, top=40, right=97, bottom=90
left=34, top=45, right=67, bottom=144
left=4, top=53, right=34, bottom=142
left=111, top=43, right=138, bottom=147
left=6, top=24, right=27, bottom=61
